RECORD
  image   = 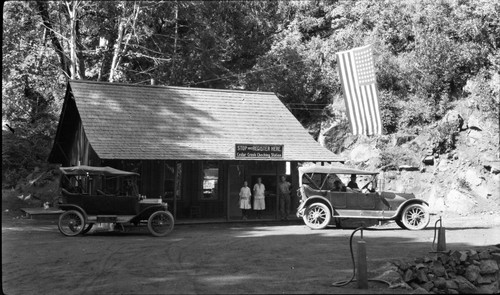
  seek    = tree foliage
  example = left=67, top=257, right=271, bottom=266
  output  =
left=2, top=0, right=499, bottom=186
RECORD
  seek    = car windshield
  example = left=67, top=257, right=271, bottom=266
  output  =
left=298, top=164, right=378, bottom=191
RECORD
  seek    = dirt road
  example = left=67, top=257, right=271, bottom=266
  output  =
left=2, top=214, right=500, bottom=295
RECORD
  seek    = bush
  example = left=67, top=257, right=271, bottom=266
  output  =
left=378, top=90, right=401, bottom=134
left=397, top=95, right=434, bottom=132
left=429, top=122, right=458, bottom=154
left=378, top=146, right=419, bottom=171
left=464, top=69, right=500, bottom=121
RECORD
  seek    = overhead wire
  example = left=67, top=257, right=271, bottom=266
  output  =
left=181, top=59, right=306, bottom=87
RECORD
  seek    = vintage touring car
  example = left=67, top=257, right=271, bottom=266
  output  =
left=57, top=165, right=174, bottom=237
left=296, top=164, right=430, bottom=230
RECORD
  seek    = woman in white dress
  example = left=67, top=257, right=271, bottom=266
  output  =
left=239, top=181, right=251, bottom=220
left=253, top=177, right=265, bottom=219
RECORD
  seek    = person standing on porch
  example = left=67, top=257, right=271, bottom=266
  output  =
left=239, top=181, right=251, bottom=220
left=253, top=177, right=265, bottom=219
left=278, top=175, right=291, bottom=220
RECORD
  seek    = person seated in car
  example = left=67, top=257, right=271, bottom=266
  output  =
left=332, top=180, right=346, bottom=192
left=347, top=174, right=359, bottom=190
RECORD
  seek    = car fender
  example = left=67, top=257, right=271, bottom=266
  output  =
left=58, top=204, right=88, bottom=222
left=129, top=204, right=167, bottom=224
left=395, top=199, right=429, bottom=218
left=299, top=196, right=334, bottom=217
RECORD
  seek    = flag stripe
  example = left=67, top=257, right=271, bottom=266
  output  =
left=346, top=51, right=364, bottom=134
left=350, top=50, right=368, bottom=134
left=338, top=52, right=358, bottom=134
left=372, top=86, right=382, bottom=134
left=360, top=86, right=373, bottom=135
left=336, top=44, right=382, bottom=135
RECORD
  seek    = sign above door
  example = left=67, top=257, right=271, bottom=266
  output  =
left=235, top=144, right=284, bottom=159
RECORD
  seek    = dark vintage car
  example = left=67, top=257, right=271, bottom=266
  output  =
left=57, top=165, right=174, bottom=237
left=296, top=164, right=430, bottom=230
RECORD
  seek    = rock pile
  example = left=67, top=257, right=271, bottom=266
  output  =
left=390, top=247, right=500, bottom=294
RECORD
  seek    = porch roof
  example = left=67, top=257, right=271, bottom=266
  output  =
left=65, top=80, right=343, bottom=162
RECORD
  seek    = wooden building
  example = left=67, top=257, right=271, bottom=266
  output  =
left=49, top=80, right=343, bottom=221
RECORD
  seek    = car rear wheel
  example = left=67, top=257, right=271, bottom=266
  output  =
left=400, top=204, right=430, bottom=230
left=58, top=210, right=85, bottom=236
left=395, top=220, right=407, bottom=229
left=303, top=203, right=331, bottom=230
left=148, top=211, right=174, bottom=237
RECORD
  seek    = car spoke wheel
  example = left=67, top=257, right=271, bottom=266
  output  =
left=401, top=204, right=430, bottom=230
left=58, top=210, right=85, bottom=236
left=303, top=203, right=331, bottom=230
left=147, top=211, right=174, bottom=237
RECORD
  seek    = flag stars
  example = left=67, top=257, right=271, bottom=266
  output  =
left=354, top=47, right=376, bottom=85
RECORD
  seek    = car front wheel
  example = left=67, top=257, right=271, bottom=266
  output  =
left=303, top=203, right=331, bottom=230
left=400, top=204, right=430, bottom=230
left=58, top=210, right=85, bottom=236
left=148, top=211, right=174, bottom=237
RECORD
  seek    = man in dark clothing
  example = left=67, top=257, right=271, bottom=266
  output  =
left=347, top=174, right=359, bottom=189
left=278, top=175, right=291, bottom=220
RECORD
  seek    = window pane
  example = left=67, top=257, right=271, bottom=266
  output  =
left=202, top=162, right=219, bottom=200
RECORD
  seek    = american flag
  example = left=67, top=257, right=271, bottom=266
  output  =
left=337, top=44, right=382, bottom=135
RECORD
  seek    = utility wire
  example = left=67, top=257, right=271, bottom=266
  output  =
left=181, top=59, right=305, bottom=87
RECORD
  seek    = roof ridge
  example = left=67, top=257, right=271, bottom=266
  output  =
left=69, top=80, right=276, bottom=95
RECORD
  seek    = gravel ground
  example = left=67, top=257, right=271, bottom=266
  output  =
left=2, top=213, right=500, bottom=295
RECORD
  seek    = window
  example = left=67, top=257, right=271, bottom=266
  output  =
left=202, top=161, right=219, bottom=200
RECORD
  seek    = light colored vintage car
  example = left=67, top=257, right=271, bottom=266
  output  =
left=296, top=164, right=430, bottom=230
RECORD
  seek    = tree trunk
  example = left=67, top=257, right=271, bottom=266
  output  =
left=36, top=0, right=71, bottom=78
left=171, top=0, right=179, bottom=83
left=109, top=1, right=141, bottom=83
left=109, top=19, right=125, bottom=83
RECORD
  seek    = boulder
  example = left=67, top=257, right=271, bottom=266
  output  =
left=480, top=260, right=499, bottom=274
left=453, top=276, right=477, bottom=294
left=437, top=159, right=450, bottom=172
left=469, top=129, right=483, bottom=140
left=433, top=277, right=447, bottom=289
left=421, top=281, right=434, bottom=291
left=373, top=269, right=411, bottom=290
left=416, top=269, right=429, bottom=283
left=349, top=143, right=380, bottom=164
left=464, top=265, right=481, bottom=283
left=432, top=260, right=447, bottom=277
left=404, top=269, right=416, bottom=282
left=467, top=114, right=483, bottom=131
left=443, top=110, right=464, bottom=131
left=465, top=169, right=482, bottom=186
left=491, top=253, right=500, bottom=264
left=477, top=274, right=495, bottom=284
left=476, top=281, right=499, bottom=294
left=445, top=190, right=476, bottom=214
left=445, top=279, right=459, bottom=290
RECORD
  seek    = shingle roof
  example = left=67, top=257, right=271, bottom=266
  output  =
left=69, top=80, right=343, bottom=161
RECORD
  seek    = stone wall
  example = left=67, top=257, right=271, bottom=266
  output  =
left=390, top=247, right=500, bottom=294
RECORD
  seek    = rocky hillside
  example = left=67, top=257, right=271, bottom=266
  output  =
left=318, top=101, right=500, bottom=217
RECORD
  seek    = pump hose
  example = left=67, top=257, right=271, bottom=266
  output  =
left=332, top=226, right=391, bottom=287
